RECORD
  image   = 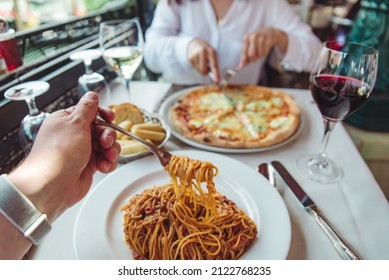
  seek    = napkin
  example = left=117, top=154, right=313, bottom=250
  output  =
left=101, top=80, right=172, bottom=113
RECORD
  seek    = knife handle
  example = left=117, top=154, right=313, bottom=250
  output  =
left=306, top=207, right=361, bottom=260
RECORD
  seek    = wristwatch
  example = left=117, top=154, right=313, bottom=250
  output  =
left=0, top=174, right=51, bottom=245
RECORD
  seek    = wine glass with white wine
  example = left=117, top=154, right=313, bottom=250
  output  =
left=99, top=18, right=144, bottom=100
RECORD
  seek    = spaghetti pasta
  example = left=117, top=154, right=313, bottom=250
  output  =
left=121, top=155, right=258, bottom=260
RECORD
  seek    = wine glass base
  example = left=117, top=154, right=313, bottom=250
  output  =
left=19, top=112, right=48, bottom=148
left=296, top=154, right=342, bottom=184
left=78, top=73, right=111, bottom=103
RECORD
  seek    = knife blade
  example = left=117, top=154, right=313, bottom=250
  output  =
left=271, top=161, right=361, bottom=260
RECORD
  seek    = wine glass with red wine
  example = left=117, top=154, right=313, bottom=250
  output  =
left=297, top=41, right=378, bottom=183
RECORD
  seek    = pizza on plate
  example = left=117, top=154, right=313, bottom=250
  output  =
left=169, top=85, right=301, bottom=149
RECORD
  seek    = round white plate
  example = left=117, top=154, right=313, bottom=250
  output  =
left=73, top=150, right=291, bottom=260
left=159, top=86, right=303, bottom=154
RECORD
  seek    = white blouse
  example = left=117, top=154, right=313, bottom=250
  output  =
left=144, top=0, right=322, bottom=85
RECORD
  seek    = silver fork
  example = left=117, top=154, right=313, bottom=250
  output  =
left=209, top=67, right=240, bottom=104
left=209, top=66, right=240, bottom=89
left=220, top=67, right=240, bottom=88
left=94, top=115, right=172, bottom=167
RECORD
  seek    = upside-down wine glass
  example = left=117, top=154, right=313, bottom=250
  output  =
left=99, top=18, right=144, bottom=100
left=296, top=41, right=378, bottom=183
left=4, top=81, right=50, bottom=150
left=70, top=49, right=111, bottom=104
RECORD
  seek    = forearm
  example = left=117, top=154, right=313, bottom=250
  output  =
left=0, top=171, right=54, bottom=260
left=144, top=35, right=192, bottom=74
left=144, top=0, right=193, bottom=75
left=270, top=0, right=321, bottom=72
left=0, top=214, right=32, bottom=260
left=280, top=31, right=321, bottom=72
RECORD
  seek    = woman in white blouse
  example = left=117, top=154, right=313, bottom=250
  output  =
left=144, top=0, right=321, bottom=85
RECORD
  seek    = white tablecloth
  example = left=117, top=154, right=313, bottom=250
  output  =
left=28, top=81, right=389, bottom=260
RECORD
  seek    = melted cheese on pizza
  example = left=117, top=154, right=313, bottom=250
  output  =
left=206, top=113, right=253, bottom=140
left=192, top=92, right=234, bottom=112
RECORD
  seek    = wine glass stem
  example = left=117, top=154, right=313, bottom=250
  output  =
left=124, top=78, right=131, bottom=94
left=26, top=97, right=40, bottom=116
left=84, top=59, right=93, bottom=75
left=318, top=118, right=337, bottom=159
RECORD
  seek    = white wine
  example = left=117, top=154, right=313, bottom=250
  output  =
left=103, top=46, right=143, bottom=79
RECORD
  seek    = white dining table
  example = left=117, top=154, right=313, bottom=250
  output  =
left=28, top=80, right=389, bottom=260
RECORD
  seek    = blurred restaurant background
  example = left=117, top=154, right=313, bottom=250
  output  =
left=0, top=0, right=388, bottom=198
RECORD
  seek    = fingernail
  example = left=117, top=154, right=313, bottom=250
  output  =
left=113, top=147, right=119, bottom=160
left=105, top=162, right=111, bottom=173
left=82, top=91, right=98, bottom=101
left=107, top=135, right=114, bottom=146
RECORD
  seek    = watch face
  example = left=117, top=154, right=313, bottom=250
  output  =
left=0, top=175, right=51, bottom=245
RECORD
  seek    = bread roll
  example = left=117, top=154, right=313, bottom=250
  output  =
left=111, top=103, right=144, bottom=125
left=109, top=103, right=167, bottom=156
left=119, top=140, right=148, bottom=155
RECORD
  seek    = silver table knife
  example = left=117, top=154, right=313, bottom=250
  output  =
left=271, top=161, right=361, bottom=260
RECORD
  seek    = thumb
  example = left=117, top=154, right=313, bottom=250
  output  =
left=72, top=92, right=99, bottom=124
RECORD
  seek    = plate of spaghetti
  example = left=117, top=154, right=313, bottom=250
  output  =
left=73, top=150, right=291, bottom=260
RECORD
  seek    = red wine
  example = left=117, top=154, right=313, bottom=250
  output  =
left=311, top=74, right=370, bottom=121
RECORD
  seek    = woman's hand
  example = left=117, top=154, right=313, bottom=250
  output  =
left=239, top=27, right=288, bottom=68
left=187, top=38, right=220, bottom=82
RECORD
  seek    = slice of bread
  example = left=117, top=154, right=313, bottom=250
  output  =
left=110, top=103, right=144, bottom=125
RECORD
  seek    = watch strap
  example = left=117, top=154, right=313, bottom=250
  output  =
left=0, top=174, right=51, bottom=245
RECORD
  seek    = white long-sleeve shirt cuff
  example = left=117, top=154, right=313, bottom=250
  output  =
left=175, top=36, right=194, bottom=69
left=281, top=33, right=300, bottom=71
